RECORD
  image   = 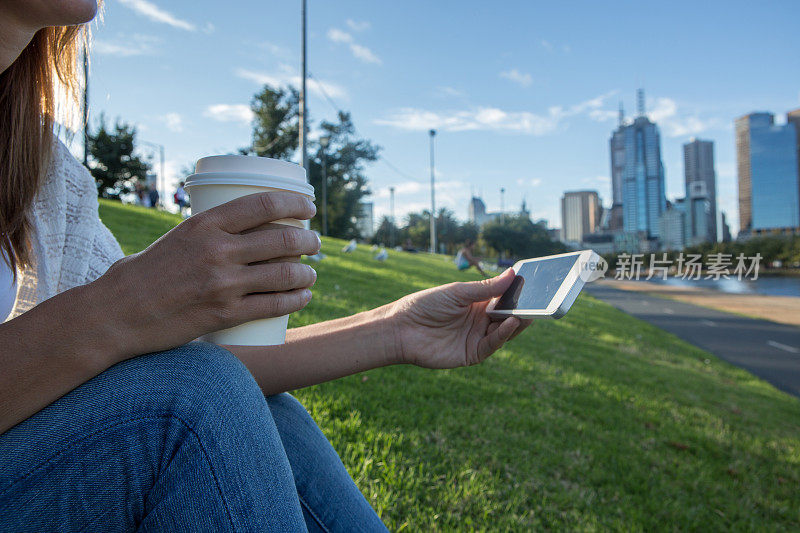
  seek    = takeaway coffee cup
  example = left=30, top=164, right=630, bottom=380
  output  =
left=184, top=155, right=315, bottom=346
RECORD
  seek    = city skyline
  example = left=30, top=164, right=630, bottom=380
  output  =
left=74, top=0, right=800, bottom=236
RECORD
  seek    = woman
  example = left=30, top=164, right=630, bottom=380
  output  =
left=0, top=2, right=529, bottom=530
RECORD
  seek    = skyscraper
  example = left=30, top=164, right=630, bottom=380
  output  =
left=609, top=90, right=667, bottom=239
left=658, top=199, right=687, bottom=251
left=736, top=112, right=800, bottom=233
left=561, top=190, right=601, bottom=244
left=683, top=138, right=717, bottom=243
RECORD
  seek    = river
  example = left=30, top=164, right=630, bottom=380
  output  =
left=634, top=275, right=800, bottom=297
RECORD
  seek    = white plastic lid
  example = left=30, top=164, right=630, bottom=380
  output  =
left=185, top=155, right=314, bottom=198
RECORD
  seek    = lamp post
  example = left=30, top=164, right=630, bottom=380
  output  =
left=429, top=129, right=436, bottom=254
left=500, top=187, right=506, bottom=222
left=140, top=140, right=165, bottom=208
left=299, top=0, right=308, bottom=173
left=319, top=136, right=330, bottom=236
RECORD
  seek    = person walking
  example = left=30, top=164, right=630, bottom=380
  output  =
left=174, top=180, right=189, bottom=216
left=147, top=184, right=159, bottom=209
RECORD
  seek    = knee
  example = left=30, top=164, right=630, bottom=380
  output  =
left=98, top=342, right=267, bottom=428
left=266, top=393, right=320, bottom=440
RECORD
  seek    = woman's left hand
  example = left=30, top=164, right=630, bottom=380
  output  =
left=389, top=269, right=532, bottom=369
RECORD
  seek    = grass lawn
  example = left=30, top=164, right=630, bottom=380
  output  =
left=99, top=199, right=800, bottom=531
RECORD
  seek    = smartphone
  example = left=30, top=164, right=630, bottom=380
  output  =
left=486, top=250, right=604, bottom=319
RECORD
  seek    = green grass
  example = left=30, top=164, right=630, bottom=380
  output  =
left=99, top=199, right=800, bottom=531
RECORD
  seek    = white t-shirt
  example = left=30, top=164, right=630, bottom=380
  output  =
left=0, top=255, right=17, bottom=322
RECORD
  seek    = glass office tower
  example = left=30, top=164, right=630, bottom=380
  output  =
left=615, top=105, right=666, bottom=238
left=683, top=139, right=717, bottom=243
left=736, top=112, right=800, bottom=232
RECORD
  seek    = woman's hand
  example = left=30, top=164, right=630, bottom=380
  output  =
left=88, top=192, right=321, bottom=358
left=388, top=269, right=532, bottom=369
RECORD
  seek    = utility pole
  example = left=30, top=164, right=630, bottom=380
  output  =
left=82, top=40, right=89, bottom=167
left=320, top=136, right=329, bottom=236
left=389, top=186, right=395, bottom=247
left=299, top=0, right=308, bottom=173
left=429, top=129, right=437, bottom=254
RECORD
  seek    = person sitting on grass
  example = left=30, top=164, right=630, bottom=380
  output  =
left=0, top=2, right=530, bottom=531
left=455, top=239, right=488, bottom=278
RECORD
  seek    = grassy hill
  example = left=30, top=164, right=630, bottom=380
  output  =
left=99, top=200, right=800, bottom=531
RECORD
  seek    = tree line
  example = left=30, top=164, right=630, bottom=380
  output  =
left=373, top=210, right=566, bottom=259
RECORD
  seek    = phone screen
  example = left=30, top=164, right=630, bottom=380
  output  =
left=493, top=254, right=580, bottom=311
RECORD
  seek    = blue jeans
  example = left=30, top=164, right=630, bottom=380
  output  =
left=0, top=342, right=387, bottom=532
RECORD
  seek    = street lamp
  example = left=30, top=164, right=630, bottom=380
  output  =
left=319, top=136, right=330, bottom=236
left=429, top=129, right=436, bottom=254
left=500, top=187, right=506, bottom=222
left=299, top=0, right=308, bottom=173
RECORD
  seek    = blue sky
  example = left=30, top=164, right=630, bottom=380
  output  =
left=80, top=0, right=800, bottom=235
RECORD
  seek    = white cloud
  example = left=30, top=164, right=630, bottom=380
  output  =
left=435, top=86, right=466, bottom=98
left=235, top=67, right=347, bottom=100
left=118, top=0, right=196, bottom=31
left=346, top=19, right=371, bottom=32
left=647, top=97, right=678, bottom=122
left=258, top=41, right=292, bottom=59
left=161, top=112, right=183, bottom=132
left=500, top=69, right=533, bottom=87
left=349, top=43, right=381, bottom=64
left=94, top=34, right=160, bottom=56
left=646, top=97, right=718, bottom=137
left=516, top=178, right=543, bottom=187
left=589, top=109, right=618, bottom=122
left=376, top=92, right=617, bottom=135
left=203, top=104, right=253, bottom=124
left=327, top=28, right=382, bottom=65
left=541, top=39, right=571, bottom=54
left=375, top=180, right=464, bottom=198
left=327, top=28, right=353, bottom=44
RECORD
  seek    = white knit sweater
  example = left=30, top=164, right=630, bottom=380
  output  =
left=9, top=140, right=124, bottom=319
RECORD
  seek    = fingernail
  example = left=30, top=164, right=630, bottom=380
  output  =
left=304, top=288, right=313, bottom=300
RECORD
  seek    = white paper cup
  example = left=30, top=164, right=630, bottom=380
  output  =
left=185, top=155, right=315, bottom=346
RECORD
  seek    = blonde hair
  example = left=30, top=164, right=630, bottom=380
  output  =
left=0, top=24, right=88, bottom=272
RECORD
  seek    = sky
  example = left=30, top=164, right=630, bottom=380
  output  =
left=77, top=0, right=800, bottom=236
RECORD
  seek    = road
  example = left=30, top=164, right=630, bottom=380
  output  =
left=585, top=284, right=800, bottom=398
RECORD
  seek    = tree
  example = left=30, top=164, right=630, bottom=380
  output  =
left=372, top=216, right=398, bottom=246
left=246, top=84, right=379, bottom=238
left=306, top=112, right=379, bottom=238
left=396, top=209, right=481, bottom=254
left=247, top=86, right=299, bottom=159
left=482, top=215, right=566, bottom=259
left=88, top=114, right=150, bottom=199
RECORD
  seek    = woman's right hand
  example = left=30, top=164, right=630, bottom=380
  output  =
left=88, top=191, right=321, bottom=358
